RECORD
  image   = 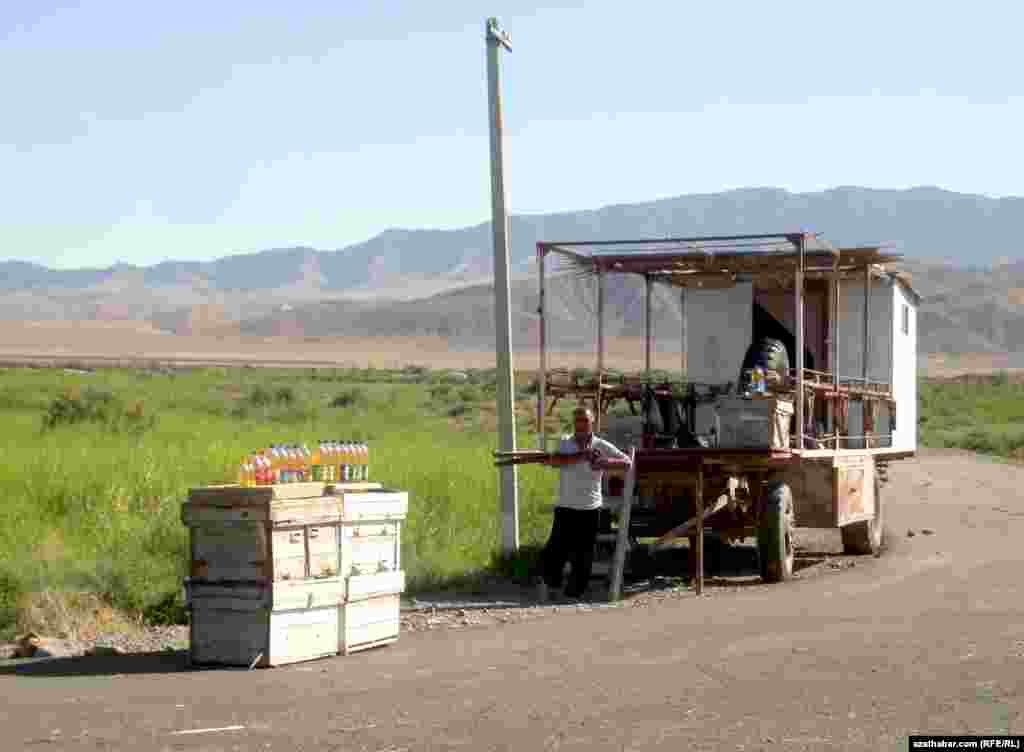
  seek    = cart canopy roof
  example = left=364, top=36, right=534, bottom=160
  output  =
left=539, top=232, right=913, bottom=296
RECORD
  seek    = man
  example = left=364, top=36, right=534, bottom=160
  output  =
left=538, top=406, right=632, bottom=602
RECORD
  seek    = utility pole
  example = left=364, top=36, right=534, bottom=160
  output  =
left=486, top=17, right=518, bottom=554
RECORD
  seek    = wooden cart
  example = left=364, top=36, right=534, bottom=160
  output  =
left=532, top=232, right=919, bottom=598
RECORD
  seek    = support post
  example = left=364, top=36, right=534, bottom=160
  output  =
left=862, top=264, right=871, bottom=448
left=608, top=447, right=637, bottom=602
left=680, top=286, right=688, bottom=383
left=644, top=274, right=653, bottom=379
left=695, top=462, right=704, bottom=596
left=596, top=269, right=605, bottom=431
left=795, top=234, right=805, bottom=450
left=832, top=266, right=841, bottom=450
left=643, top=274, right=653, bottom=444
left=486, top=17, right=517, bottom=553
left=538, top=244, right=547, bottom=451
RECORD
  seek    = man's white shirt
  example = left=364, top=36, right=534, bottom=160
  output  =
left=555, top=434, right=628, bottom=511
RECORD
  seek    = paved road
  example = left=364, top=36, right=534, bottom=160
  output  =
left=3, top=448, right=1022, bottom=751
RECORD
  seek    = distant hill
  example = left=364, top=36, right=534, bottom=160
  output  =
left=2, top=186, right=1024, bottom=355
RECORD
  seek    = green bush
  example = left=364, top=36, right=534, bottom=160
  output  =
left=330, top=387, right=369, bottom=409
left=42, top=387, right=156, bottom=435
left=0, top=569, right=18, bottom=640
left=248, top=385, right=273, bottom=406
left=142, top=590, right=188, bottom=626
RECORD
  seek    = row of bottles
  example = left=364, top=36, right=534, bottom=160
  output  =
left=237, top=441, right=370, bottom=487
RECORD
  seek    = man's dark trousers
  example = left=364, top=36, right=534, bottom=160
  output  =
left=541, top=506, right=600, bottom=597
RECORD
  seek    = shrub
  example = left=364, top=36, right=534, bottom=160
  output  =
left=448, top=403, right=469, bottom=417
left=0, top=569, right=18, bottom=639
left=249, top=385, right=274, bottom=406
left=142, top=590, right=188, bottom=626
left=330, top=387, right=369, bottom=409
left=42, top=387, right=156, bottom=434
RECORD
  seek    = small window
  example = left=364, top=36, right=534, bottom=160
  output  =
left=901, top=304, right=910, bottom=335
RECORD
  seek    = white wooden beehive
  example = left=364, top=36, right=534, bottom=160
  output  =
left=182, top=484, right=408, bottom=667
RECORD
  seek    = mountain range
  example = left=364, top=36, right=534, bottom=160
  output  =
left=2, top=186, right=1023, bottom=355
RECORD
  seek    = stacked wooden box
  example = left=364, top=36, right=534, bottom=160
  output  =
left=181, top=481, right=408, bottom=667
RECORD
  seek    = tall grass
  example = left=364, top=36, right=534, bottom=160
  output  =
left=919, top=373, right=1024, bottom=460
left=0, top=365, right=566, bottom=637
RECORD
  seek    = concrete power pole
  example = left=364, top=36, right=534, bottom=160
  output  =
left=486, top=17, right=519, bottom=555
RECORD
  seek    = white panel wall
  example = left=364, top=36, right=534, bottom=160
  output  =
left=834, top=276, right=919, bottom=451
left=890, top=283, right=918, bottom=452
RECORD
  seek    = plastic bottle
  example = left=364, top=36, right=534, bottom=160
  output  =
left=324, top=441, right=334, bottom=483
left=278, top=445, right=290, bottom=484
left=344, top=440, right=352, bottom=482
left=259, top=453, right=270, bottom=486
left=251, top=453, right=262, bottom=486
left=302, top=444, right=312, bottom=482
left=364, top=441, right=370, bottom=482
left=268, top=445, right=279, bottom=484
left=313, top=442, right=323, bottom=482
left=359, top=441, right=369, bottom=481
left=256, top=452, right=268, bottom=489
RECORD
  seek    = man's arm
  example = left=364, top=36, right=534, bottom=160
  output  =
left=544, top=451, right=589, bottom=467
left=592, top=440, right=631, bottom=470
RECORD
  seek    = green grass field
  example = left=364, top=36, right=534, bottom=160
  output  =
left=0, top=365, right=1020, bottom=638
left=918, top=373, right=1024, bottom=460
left=0, top=364, right=578, bottom=639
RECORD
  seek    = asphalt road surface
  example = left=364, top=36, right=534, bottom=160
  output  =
left=3, top=448, right=1022, bottom=751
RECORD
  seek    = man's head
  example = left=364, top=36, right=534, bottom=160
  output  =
left=573, top=406, right=594, bottom=438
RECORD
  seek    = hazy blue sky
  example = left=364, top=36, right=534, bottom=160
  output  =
left=3, top=1, right=1022, bottom=269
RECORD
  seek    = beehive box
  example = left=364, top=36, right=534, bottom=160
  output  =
left=187, top=579, right=344, bottom=667
left=180, top=484, right=402, bottom=583
left=339, top=593, right=401, bottom=655
left=186, top=570, right=405, bottom=666
left=182, top=483, right=408, bottom=667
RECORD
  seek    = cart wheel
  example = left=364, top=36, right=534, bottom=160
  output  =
left=841, top=477, right=884, bottom=555
left=758, top=480, right=794, bottom=583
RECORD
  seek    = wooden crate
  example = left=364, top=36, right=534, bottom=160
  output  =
left=341, top=520, right=401, bottom=577
left=181, top=489, right=408, bottom=583
left=339, top=593, right=401, bottom=655
left=346, top=570, right=405, bottom=602
left=187, top=481, right=383, bottom=507
left=182, top=485, right=408, bottom=666
left=330, top=489, right=408, bottom=522
left=188, top=580, right=343, bottom=668
left=714, top=397, right=794, bottom=450
left=187, top=570, right=403, bottom=667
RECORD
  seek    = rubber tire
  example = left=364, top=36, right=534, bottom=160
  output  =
left=841, top=477, right=884, bottom=555
left=758, top=481, right=795, bottom=583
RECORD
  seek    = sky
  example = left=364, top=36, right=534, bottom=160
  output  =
left=2, top=0, right=1023, bottom=270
